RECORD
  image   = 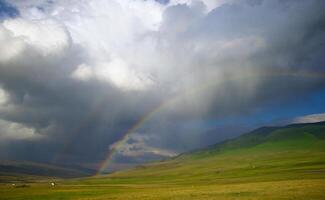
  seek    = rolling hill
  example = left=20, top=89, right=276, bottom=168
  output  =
left=1, top=121, right=325, bottom=199
left=183, top=121, right=325, bottom=156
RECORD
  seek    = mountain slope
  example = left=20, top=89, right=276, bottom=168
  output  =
left=183, top=121, right=325, bottom=157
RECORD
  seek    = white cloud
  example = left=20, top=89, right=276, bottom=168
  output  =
left=71, top=64, right=93, bottom=81
left=14, top=0, right=164, bottom=91
left=0, top=119, right=41, bottom=141
left=1, top=0, right=267, bottom=93
left=0, top=25, right=26, bottom=62
left=95, top=58, right=154, bottom=91
left=3, top=18, right=70, bottom=56
left=114, top=133, right=178, bottom=158
left=293, top=113, right=325, bottom=124
left=0, top=87, right=8, bottom=105
left=170, top=0, right=234, bottom=12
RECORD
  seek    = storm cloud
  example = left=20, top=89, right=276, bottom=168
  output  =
left=0, top=0, right=324, bottom=170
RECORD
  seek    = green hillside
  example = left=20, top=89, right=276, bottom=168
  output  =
left=1, top=122, right=325, bottom=200
left=184, top=121, right=325, bottom=156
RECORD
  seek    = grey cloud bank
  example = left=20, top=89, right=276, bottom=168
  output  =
left=0, top=0, right=324, bottom=170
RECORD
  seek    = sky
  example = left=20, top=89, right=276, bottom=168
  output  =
left=0, top=0, right=324, bottom=172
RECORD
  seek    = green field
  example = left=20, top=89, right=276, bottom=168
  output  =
left=1, top=122, right=325, bottom=199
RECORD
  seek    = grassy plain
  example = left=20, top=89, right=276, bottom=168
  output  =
left=1, top=123, right=325, bottom=199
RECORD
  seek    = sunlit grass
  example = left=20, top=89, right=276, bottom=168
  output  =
left=1, top=126, right=325, bottom=199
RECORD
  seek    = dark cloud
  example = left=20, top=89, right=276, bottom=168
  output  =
left=0, top=0, right=324, bottom=170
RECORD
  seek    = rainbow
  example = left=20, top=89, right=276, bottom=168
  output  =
left=95, top=77, right=216, bottom=175
left=93, top=69, right=325, bottom=175
left=96, top=99, right=172, bottom=175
